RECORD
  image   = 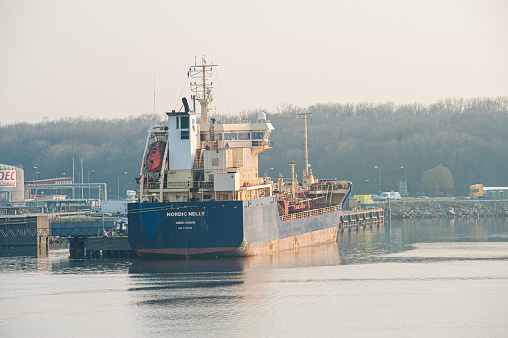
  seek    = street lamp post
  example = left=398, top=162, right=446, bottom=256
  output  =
left=88, top=170, right=95, bottom=199
left=118, top=171, right=127, bottom=200
left=80, top=157, right=84, bottom=202
left=34, top=166, right=39, bottom=207
left=75, top=172, right=81, bottom=199
left=374, top=165, right=382, bottom=194
left=401, top=166, right=407, bottom=197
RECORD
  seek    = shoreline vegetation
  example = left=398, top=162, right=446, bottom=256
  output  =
left=382, top=200, right=508, bottom=219
left=0, top=96, right=507, bottom=197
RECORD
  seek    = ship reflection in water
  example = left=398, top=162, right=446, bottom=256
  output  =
left=127, top=221, right=399, bottom=276
left=129, top=240, right=346, bottom=275
left=125, top=219, right=508, bottom=337
left=127, top=239, right=352, bottom=335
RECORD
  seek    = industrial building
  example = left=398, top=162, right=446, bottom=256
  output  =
left=0, top=163, right=25, bottom=203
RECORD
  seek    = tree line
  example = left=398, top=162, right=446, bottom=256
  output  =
left=254, top=96, right=508, bottom=196
left=0, top=114, right=162, bottom=199
left=0, top=96, right=506, bottom=198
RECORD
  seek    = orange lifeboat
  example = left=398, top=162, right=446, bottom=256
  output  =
left=146, top=140, right=166, bottom=172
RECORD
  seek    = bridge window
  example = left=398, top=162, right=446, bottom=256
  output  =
left=181, top=116, right=189, bottom=129
left=224, top=133, right=237, bottom=140
left=252, top=132, right=265, bottom=139
left=238, top=132, right=250, bottom=140
left=181, top=130, right=189, bottom=139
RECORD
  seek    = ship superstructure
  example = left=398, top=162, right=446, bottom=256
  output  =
left=128, top=59, right=352, bottom=257
left=138, top=59, right=275, bottom=205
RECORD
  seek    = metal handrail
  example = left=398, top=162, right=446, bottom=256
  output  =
left=200, top=140, right=273, bottom=150
left=214, top=120, right=271, bottom=125
left=144, top=181, right=215, bottom=190
left=279, top=205, right=341, bottom=221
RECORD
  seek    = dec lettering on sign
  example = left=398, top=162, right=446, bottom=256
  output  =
left=0, top=170, right=16, bottom=187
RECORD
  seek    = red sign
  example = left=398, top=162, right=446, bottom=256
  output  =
left=0, top=170, right=16, bottom=187
left=27, top=177, right=74, bottom=185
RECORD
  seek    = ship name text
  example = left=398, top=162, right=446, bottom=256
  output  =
left=167, top=211, right=205, bottom=217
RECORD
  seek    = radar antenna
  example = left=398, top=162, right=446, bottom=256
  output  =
left=189, top=57, right=217, bottom=125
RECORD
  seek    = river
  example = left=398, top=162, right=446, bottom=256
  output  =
left=1, top=217, right=508, bottom=337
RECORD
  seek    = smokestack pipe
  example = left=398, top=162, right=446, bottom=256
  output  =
left=182, top=97, right=190, bottom=113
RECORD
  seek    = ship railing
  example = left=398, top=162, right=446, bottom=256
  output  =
left=201, top=140, right=250, bottom=149
left=192, top=181, right=214, bottom=190
left=241, top=177, right=271, bottom=188
left=144, top=182, right=160, bottom=189
left=214, top=119, right=270, bottom=125
left=192, top=157, right=245, bottom=170
left=279, top=205, right=340, bottom=222
left=167, top=181, right=190, bottom=188
left=150, top=122, right=167, bottom=128
left=192, top=160, right=245, bottom=170
left=251, top=140, right=273, bottom=148
left=143, top=180, right=214, bottom=190
left=277, top=184, right=309, bottom=196
left=309, top=181, right=350, bottom=191
left=200, top=181, right=214, bottom=189
left=200, top=140, right=273, bottom=150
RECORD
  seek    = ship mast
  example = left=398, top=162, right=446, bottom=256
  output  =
left=288, top=161, right=298, bottom=199
left=189, top=57, right=217, bottom=125
left=298, top=111, right=313, bottom=183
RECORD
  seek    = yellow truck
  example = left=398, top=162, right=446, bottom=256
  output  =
left=469, top=184, right=508, bottom=199
left=469, top=184, right=484, bottom=199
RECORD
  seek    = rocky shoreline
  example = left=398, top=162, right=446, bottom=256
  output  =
left=383, top=200, right=508, bottom=219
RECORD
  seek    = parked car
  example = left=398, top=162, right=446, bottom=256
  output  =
left=417, top=195, right=429, bottom=199
left=379, top=192, right=401, bottom=201
left=371, top=194, right=380, bottom=201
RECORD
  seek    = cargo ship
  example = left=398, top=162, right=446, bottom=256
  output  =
left=127, top=59, right=352, bottom=257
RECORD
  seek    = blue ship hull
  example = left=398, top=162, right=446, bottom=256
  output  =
left=128, top=196, right=343, bottom=257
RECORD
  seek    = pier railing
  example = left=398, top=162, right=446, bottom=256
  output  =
left=0, top=226, right=116, bottom=238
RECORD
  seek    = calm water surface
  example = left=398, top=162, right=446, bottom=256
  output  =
left=1, top=218, right=508, bottom=337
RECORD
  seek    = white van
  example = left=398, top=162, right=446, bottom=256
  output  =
left=379, top=191, right=401, bottom=201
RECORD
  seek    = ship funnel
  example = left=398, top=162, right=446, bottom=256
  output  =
left=182, top=97, right=190, bottom=113
left=258, top=112, right=267, bottom=120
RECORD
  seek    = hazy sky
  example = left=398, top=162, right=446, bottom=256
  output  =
left=1, top=0, right=507, bottom=124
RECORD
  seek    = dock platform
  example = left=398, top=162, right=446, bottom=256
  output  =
left=68, top=236, right=135, bottom=258
left=339, top=208, right=384, bottom=233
